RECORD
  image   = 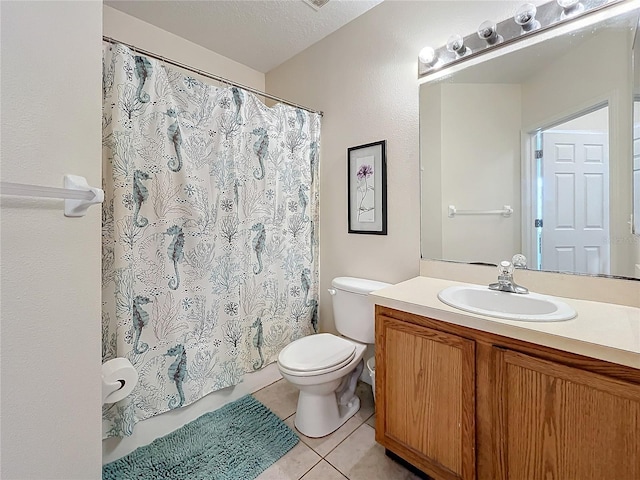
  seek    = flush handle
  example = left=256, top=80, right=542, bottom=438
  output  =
left=328, top=288, right=336, bottom=296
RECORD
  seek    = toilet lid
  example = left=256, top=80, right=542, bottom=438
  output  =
left=278, top=333, right=356, bottom=373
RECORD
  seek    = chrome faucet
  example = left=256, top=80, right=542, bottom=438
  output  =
left=489, top=254, right=529, bottom=294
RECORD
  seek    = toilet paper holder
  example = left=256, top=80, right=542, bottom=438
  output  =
left=104, top=379, right=125, bottom=395
left=102, top=358, right=138, bottom=404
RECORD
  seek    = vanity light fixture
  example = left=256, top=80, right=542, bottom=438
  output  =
left=477, top=20, right=503, bottom=45
left=418, top=0, right=623, bottom=79
left=514, top=3, right=541, bottom=32
left=447, top=34, right=471, bottom=57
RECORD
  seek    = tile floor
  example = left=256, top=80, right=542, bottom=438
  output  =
left=253, top=379, right=421, bottom=480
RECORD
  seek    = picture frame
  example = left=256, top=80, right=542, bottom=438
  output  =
left=347, top=140, right=387, bottom=235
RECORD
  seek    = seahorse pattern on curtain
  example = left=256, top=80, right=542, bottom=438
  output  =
left=101, top=43, right=320, bottom=438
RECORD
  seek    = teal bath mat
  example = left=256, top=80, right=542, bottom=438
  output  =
left=103, top=395, right=299, bottom=480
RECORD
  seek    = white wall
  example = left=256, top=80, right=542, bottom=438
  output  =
left=440, top=83, right=522, bottom=265
left=103, top=6, right=265, bottom=91
left=548, top=106, right=609, bottom=132
left=421, top=83, right=444, bottom=260
left=0, top=2, right=103, bottom=479
left=266, top=0, right=524, bottom=333
left=421, top=82, right=523, bottom=265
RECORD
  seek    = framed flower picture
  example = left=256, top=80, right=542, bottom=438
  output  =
left=347, top=140, right=387, bottom=235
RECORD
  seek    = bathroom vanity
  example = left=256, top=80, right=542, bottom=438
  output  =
left=371, top=276, right=640, bottom=480
left=405, top=0, right=640, bottom=476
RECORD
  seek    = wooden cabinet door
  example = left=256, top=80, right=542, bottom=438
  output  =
left=376, top=314, right=476, bottom=480
left=495, top=348, right=640, bottom=480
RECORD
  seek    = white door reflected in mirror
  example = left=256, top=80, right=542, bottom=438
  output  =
left=533, top=107, right=610, bottom=275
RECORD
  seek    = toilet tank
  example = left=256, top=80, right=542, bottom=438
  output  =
left=330, top=277, right=391, bottom=344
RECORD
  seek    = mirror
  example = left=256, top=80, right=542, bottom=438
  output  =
left=634, top=18, right=640, bottom=238
left=420, top=5, right=640, bottom=279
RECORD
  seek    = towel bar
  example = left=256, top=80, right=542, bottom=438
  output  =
left=448, top=205, right=513, bottom=218
left=1, top=175, right=104, bottom=217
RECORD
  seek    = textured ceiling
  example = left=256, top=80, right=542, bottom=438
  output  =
left=104, top=0, right=384, bottom=73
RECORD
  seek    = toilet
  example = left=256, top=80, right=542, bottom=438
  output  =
left=277, top=277, right=390, bottom=438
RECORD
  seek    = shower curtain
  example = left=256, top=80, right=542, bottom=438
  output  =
left=101, top=43, right=320, bottom=438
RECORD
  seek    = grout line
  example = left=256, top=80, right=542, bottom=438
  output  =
left=324, top=460, right=350, bottom=480
left=323, top=423, right=384, bottom=479
left=293, top=431, right=316, bottom=452
left=292, top=393, right=375, bottom=459
left=324, top=455, right=350, bottom=478
left=252, top=377, right=283, bottom=394
left=364, top=412, right=376, bottom=428
left=313, top=421, right=360, bottom=459
left=320, top=422, right=365, bottom=461
left=296, top=457, right=323, bottom=480
left=360, top=422, right=375, bottom=432
left=285, top=419, right=317, bottom=452
left=272, top=383, right=377, bottom=477
left=317, top=410, right=373, bottom=459
left=279, top=412, right=296, bottom=421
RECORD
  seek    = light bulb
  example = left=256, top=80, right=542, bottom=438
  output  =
left=514, top=3, right=541, bottom=32
left=418, top=46, right=437, bottom=65
left=557, top=0, right=584, bottom=18
left=446, top=34, right=470, bottom=57
left=557, top=0, right=580, bottom=8
left=477, top=20, right=503, bottom=45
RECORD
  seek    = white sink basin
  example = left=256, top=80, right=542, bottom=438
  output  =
left=437, top=285, right=576, bottom=322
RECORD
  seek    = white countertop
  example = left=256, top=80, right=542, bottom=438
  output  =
left=370, top=276, right=640, bottom=369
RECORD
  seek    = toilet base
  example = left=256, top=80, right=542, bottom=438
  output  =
left=294, top=391, right=361, bottom=438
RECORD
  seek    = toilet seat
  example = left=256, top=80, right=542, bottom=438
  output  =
left=278, top=333, right=356, bottom=377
